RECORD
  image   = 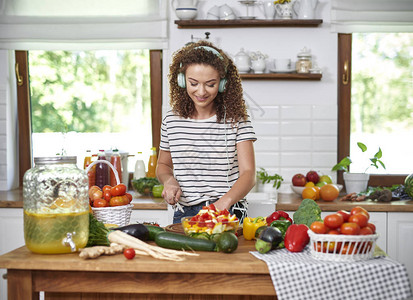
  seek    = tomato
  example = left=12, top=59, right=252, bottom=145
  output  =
left=109, top=195, right=129, bottom=207
left=327, top=230, right=342, bottom=252
left=350, top=206, right=369, bottom=219
left=349, top=213, right=368, bottom=228
left=125, top=193, right=133, bottom=203
left=340, top=222, right=360, bottom=235
left=88, top=186, right=101, bottom=199
left=340, top=242, right=356, bottom=255
left=359, top=226, right=374, bottom=235
left=314, top=241, right=327, bottom=253
left=328, top=229, right=340, bottom=235
left=366, top=222, right=376, bottom=233
left=336, top=210, right=351, bottom=222
left=103, top=190, right=112, bottom=201
left=89, top=188, right=103, bottom=201
left=310, top=221, right=327, bottom=234
left=123, top=248, right=135, bottom=260
left=111, top=183, right=127, bottom=196
left=93, top=198, right=108, bottom=208
left=102, top=185, right=112, bottom=193
left=324, top=213, right=344, bottom=229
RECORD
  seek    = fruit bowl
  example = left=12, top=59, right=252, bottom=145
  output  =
left=181, top=216, right=239, bottom=236
left=291, top=184, right=343, bottom=195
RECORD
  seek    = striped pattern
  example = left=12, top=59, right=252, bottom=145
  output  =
left=160, top=110, right=256, bottom=206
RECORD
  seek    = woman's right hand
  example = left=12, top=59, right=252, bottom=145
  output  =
left=162, top=177, right=182, bottom=205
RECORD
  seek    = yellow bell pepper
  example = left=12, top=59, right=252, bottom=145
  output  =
left=243, top=217, right=267, bottom=240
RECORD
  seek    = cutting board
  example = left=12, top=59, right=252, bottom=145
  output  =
left=164, top=223, right=243, bottom=236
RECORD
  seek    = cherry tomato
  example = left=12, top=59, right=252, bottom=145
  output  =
left=111, top=183, right=127, bottom=196
left=336, top=210, right=351, bottom=222
left=123, top=248, right=135, bottom=260
left=350, top=206, right=369, bottom=219
left=93, top=198, right=108, bottom=208
left=340, top=222, right=360, bottom=235
left=109, top=195, right=129, bottom=207
left=102, top=185, right=112, bottom=193
left=340, top=242, right=356, bottom=255
left=359, top=226, right=374, bottom=235
left=349, top=213, right=368, bottom=228
left=366, top=222, right=376, bottom=233
left=328, top=229, right=340, bottom=235
left=327, top=230, right=342, bottom=252
left=314, top=241, right=327, bottom=253
left=125, top=193, right=133, bottom=203
left=324, top=213, right=344, bottom=229
left=310, top=221, right=327, bottom=234
left=103, top=190, right=112, bottom=201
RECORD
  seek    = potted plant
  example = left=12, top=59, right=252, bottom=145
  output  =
left=256, top=168, right=283, bottom=200
left=332, top=142, right=385, bottom=194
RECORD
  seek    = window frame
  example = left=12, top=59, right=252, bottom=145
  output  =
left=15, top=49, right=163, bottom=186
left=337, top=33, right=406, bottom=187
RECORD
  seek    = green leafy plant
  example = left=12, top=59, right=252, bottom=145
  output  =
left=332, top=142, right=386, bottom=173
left=274, top=0, right=291, bottom=3
left=257, top=168, right=283, bottom=189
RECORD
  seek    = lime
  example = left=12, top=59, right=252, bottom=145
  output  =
left=152, top=185, right=164, bottom=198
left=319, top=175, right=333, bottom=184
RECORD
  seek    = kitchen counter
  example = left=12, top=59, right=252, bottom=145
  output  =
left=0, top=189, right=167, bottom=210
left=0, top=238, right=276, bottom=300
left=276, top=193, right=413, bottom=212
left=1, top=188, right=412, bottom=212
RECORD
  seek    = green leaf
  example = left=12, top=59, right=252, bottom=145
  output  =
left=357, top=142, right=367, bottom=152
left=374, top=148, right=383, bottom=159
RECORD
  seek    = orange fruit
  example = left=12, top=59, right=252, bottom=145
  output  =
left=320, top=184, right=340, bottom=201
left=302, top=187, right=317, bottom=200
left=313, top=186, right=321, bottom=200
left=305, top=181, right=315, bottom=188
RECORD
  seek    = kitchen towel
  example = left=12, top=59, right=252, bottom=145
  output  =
left=251, top=247, right=412, bottom=300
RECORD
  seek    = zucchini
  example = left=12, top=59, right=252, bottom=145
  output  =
left=155, top=231, right=217, bottom=251
left=144, top=224, right=165, bottom=241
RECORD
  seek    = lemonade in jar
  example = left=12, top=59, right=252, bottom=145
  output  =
left=23, top=156, right=89, bottom=254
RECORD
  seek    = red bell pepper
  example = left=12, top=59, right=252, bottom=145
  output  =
left=266, top=210, right=292, bottom=225
left=284, top=224, right=310, bottom=252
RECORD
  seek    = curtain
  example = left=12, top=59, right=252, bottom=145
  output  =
left=331, top=0, right=413, bottom=33
left=0, top=0, right=168, bottom=50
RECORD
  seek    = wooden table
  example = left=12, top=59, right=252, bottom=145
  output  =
left=0, top=238, right=276, bottom=300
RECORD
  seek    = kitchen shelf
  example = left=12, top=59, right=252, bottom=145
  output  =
left=175, top=19, right=323, bottom=29
left=240, top=73, right=322, bottom=80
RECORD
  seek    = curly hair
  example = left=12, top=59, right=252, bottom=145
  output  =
left=168, top=41, right=248, bottom=126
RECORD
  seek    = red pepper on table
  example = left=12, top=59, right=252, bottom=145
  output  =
left=266, top=210, right=293, bottom=225
left=284, top=224, right=310, bottom=252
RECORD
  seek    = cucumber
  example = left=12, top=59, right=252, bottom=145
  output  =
left=155, top=231, right=217, bottom=251
left=144, top=225, right=165, bottom=241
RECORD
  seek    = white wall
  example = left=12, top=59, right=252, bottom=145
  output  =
left=165, top=0, right=338, bottom=192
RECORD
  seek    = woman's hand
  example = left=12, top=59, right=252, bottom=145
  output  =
left=161, top=177, right=182, bottom=205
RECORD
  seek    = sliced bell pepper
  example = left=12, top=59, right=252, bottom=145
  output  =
left=284, top=224, right=310, bottom=252
left=243, top=216, right=267, bottom=240
left=266, top=210, right=293, bottom=225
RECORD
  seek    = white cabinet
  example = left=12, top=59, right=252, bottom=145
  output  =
left=0, top=208, right=25, bottom=300
left=130, top=206, right=173, bottom=227
left=387, top=212, right=413, bottom=289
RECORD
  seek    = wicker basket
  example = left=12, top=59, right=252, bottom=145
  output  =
left=308, top=229, right=379, bottom=262
left=91, top=204, right=133, bottom=227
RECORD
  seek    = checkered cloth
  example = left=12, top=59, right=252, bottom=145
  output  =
left=251, top=247, right=412, bottom=300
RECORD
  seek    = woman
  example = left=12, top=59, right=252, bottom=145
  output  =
left=156, top=41, right=256, bottom=224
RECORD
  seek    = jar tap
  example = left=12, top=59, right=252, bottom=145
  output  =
left=62, top=232, right=77, bottom=252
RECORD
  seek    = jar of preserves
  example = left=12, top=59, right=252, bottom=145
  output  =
left=295, top=47, right=312, bottom=74
left=23, top=156, right=89, bottom=254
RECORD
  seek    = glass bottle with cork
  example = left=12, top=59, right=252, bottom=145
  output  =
left=110, top=149, right=123, bottom=186
left=147, top=147, right=157, bottom=178
left=95, top=150, right=109, bottom=189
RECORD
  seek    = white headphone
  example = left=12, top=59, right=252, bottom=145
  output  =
left=177, top=46, right=227, bottom=93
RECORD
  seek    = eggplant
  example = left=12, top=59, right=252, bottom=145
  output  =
left=255, top=226, right=283, bottom=254
left=112, top=224, right=149, bottom=241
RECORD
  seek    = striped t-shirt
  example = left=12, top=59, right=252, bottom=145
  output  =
left=159, top=110, right=256, bottom=206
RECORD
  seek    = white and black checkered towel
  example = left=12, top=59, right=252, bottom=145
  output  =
left=251, top=247, right=412, bottom=300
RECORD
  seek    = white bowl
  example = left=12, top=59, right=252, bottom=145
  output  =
left=291, top=184, right=343, bottom=195
left=175, top=8, right=197, bottom=20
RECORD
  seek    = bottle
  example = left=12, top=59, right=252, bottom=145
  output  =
left=134, top=152, right=146, bottom=179
left=95, top=150, right=109, bottom=189
left=110, top=149, right=123, bottom=186
left=87, top=153, right=98, bottom=188
left=147, top=147, right=157, bottom=178
left=83, top=150, right=92, bottom=169
left=295, top=47, right=312, bottom=74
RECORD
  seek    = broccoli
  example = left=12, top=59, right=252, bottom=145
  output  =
left=293, top=198, right=322, bottom=227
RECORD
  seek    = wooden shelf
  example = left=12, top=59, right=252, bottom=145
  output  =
left=240, top=72, right=322, bottom=80
left=175, top=19, right=323, bottom=29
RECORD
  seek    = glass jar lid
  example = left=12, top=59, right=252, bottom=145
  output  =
left=34, top=156, right=77, bottom=165
left=297, top=47, right=312, bottom=58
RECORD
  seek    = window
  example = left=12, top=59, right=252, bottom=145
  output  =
left=15, top=50, right=162, bottom=185
left=337, top=34, right=411, bottom=186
